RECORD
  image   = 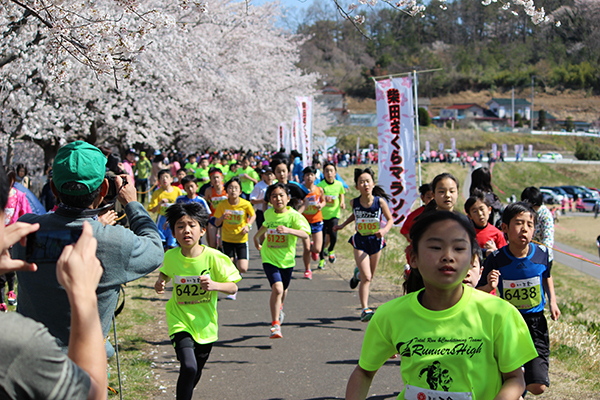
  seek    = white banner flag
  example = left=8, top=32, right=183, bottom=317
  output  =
left=277, top=123, right=289, bottom=152
left=296, top=96, right=313, bottom=168
left=291, top=116, right=300, bottom=152
left=375, top=77, right=419, bottom=226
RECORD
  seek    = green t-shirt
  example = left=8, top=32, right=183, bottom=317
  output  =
left=134, top=158, right=152, bottom=179
left=235, top=167, right=259, bottom=194
left=224, top=170, right=237, bottom=183
left=317, top=179, right=345, bottom=220
left=260, top=207, right=310, bottom=269
left=160, top=246, right=241, bottom=344
left=184, top=162, right=198, bottom=172
left=359, top=285, right=538, bottom=400
left=194, top=167, right=210, bottom=182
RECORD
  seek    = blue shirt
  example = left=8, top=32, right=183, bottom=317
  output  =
left=176, top=195, right=210, bottom=214
left=480, top=243, right=550, bottom=314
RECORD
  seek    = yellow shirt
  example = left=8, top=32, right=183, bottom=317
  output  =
left=148, top=186, right=183, bottom=216
left=214, top=198, right=255, bottom=243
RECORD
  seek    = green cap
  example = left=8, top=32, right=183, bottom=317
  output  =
left=52, top=141, right=107, bottom=195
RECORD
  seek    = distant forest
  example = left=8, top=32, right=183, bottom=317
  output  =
left=294, top=0, right=600, bottom=98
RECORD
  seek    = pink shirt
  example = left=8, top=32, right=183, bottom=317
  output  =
left=4, top=188, right=32, bottom=226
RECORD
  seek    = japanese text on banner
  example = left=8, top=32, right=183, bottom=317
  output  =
left=375, top=77, right=419, bottom=226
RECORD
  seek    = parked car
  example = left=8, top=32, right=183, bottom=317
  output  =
left=578, top=186, right=599, bottom=199
left=541, top=186, right=569, bottom=200
left=560, top=185, right=591, bottom=199
left=540, top=152, right=563, bottom=160
left=578, top=198, right=599, bottom=212
left=540, top=188, right=562, bottom=204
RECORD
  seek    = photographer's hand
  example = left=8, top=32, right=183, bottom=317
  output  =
left=116, top=174, right=137, bottom=206
left=0, top=222, right=39, bottom=274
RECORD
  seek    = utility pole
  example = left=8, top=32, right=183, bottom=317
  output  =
left=531, top=76, right=535, bottom=132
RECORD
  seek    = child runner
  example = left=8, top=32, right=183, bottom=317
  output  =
left=148, top=169, right=183, bottom=249
left=155, top=203, right=240, bottom=400
left=214, top=177, right=255, bottom=300
left=478, top=202, right=560, bottom=397
left=173, top=168, right=188, bottom=191
left=346, top=211, right=538, bottom=400
left=249, top=166, right=275, bottom=230
left=334, top=168, right=393, bottom=322
left=464, top=189, right=507, bottom=259
left=235, top=157, right=259, bottom=200
left=317, top=162, right=346, bottom=265
left=204, top=168, right=228, bottom=249
left=299, top=166, right=326, bottom=277
left=421, top=172, right=460, bottom=214
left=193, top=158, right=210, bottom=184
left=176, top=176, right=210, bottom=213
left=253, top=183, right=310, bottom=339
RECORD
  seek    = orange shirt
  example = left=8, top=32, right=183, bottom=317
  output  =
left=208, top=187, right=227, bottom=216
left=302, top=186, right=324, bottom=224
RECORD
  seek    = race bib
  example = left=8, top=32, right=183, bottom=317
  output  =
left=173, top=275, right=210, bottom=305
left=224, top=209, right=244, bottom=225
left=405, top=385, right=473, bottom=400
left=305, top=200, right=319, bottom=215
left=211, top=195, right=227, bottom=207
left=502, top=276, right=542, bottom=310
left=325, top=195, right=338, bottom=206
left=266, top=228, right=288, bottom=248
left=356, top=217, right=379, bottom=236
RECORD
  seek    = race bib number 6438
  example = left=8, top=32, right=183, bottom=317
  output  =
left=502, top=276, right=541, bottom=310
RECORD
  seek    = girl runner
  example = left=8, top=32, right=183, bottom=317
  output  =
left=421, top=172, right=460, bottom=215
left=214, top=177, right=255, bottom=300
left=334, top=168, right=393, bottom=322
left=346, top=211, right=537, bottom=400
left=253, top=183, right=310, bottom=339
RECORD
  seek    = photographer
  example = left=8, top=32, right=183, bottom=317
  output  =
left=13, top=141, right=164, bottom=351
left=0, top=166, right=107, bottom=400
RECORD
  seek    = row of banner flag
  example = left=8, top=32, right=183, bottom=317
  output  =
left=277, top=96, right=314, bottom=168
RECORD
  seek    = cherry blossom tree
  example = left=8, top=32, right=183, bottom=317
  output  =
left=1, top=0, right=331, bottom=167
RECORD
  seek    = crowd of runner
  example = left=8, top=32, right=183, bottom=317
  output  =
left=1, top=143, right=559, bottom=400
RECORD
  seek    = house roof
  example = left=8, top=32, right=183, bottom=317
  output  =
left=488, top=98, right=532, bottom=106
left=320, top=85, right=345, bottom=95
left=446, top=103, right=483, bottom=110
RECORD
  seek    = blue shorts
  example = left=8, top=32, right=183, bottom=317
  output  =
left=209, top=216, right=217, bottom=227
left=349, top=233, right=386, bottom=256
left=310, top=221, right=324, bottom=234
left=263, top=263, right=293, bottom=290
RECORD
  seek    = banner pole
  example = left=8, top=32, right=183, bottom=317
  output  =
left=413, top=70, right=422, bottom=187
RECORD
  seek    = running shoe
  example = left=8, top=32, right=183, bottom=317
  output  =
left=328, top=252, right=336, bottom=263
left=323, top=249, right=329, bottom=257
left=349, top=267, right=360, bottom=289
left=7, top=291, right=16, bottom=306
left=226, top=292, right=237, bottom=301
left=317, top=259, right=326, bottom=270
left=279, top=306, right=285, bottom=324
left=311, top=251, right=319, bottom=261
left=304, top=270, right=312, bottom=280
left=360, top=308, right=374, bottom=322
left=0, top=303, right=6, bottom=313
left=270, top=324, right=282, bottom=339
